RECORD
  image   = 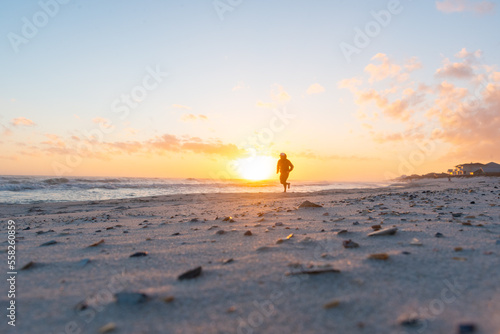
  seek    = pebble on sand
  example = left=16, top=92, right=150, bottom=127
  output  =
left=163, top=296, right=175, bottom=303
left=342, top=239, right=359, bottom=248
left=98, top=322, right=117, bottom=333
left=323, top=300, right=340, bottom=309
left=129, top=251, right=148, bottom=257
left=87, top=239, right=105, bottom=247
left=410, top=238, right=423, bottom=246
left=178, top=266, right=202, bottom=280
left=288, top=268, right=341, bottom=275
left=298, top=200, right=322, bottom=208
left=115, top=292, right=148, bottom=304
left=458, top=323, right=476, bottom=334
left=215, top=230, right=225, bottom=235
left=21, top=261, right=36, bottom=270
left=40, top=240, right=57, bottom=247
left=368, top=227, right=397, bottom=237
left=368, top=253, right=389, bottom=260
left=244, top=230, right=252, bottom=236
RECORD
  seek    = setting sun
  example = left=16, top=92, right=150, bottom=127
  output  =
left=233, top=155, right=275, bottom=181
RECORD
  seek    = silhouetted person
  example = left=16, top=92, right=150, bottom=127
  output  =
left=277, top=153, right=294, bottom=192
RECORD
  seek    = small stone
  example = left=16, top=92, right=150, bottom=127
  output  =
left=323, top=300, right=340, bottom=309
left=371, top=224, right=381, bottom=230
left=323, top=212, right=329, bottom=216
left=368, top=227, right=397, bottom=237
left=435, top=232, right=444, bottom=238
left=321, top=253, right=328, bottom=258
left=275, top=222, right=283, bottom=226
left=21, top=261, right=36, bottom=270
left=178, top=266, right=202, bottom=280
left=256, top=246, right=272, bottom=251
left=222, top=216, right=233, bottom=221
left=227, top=306, right=236, bottom=313
left=172, top=232, right=180, bottom=236
left=286, top=233, right=294, bottom=239
left=99, top=322, right=116, bottom=333
left=87, top=239, right=105, bottom=247
left=368, top=253, right=389, bottom=260
left=337, top=229, right=348, bottom=235
left=454, top=247, right=463, bottom=252
left=457, top=323, right=476, bottom=334
left=40, top=240, right=57, bottom=247
left=163, top=296, right=175, bottom=303
left=298, top=200, right=322, bottom=208
left=115, top=292, right=148, bottom=304
left=244, top=230, right=252, bottom=236
left=352, top=221, right=359, bottom=225
left=342, top=239, right=359, bottom=249
left=276, top=239, right=284, bottom=244
left=78, top=259, right=91, bottom=268
left=399, top=315, right=422, bottom=327
left=215, top=230, right=225, bottom=235
left=130, top=251, right=148, bottom=257
left=410, top=238, right=422, bottom=246
left=223, top=258, right=234, bottom=264
left=452, top=213, right=463, bottom=218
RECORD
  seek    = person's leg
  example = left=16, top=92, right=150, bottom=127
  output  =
left=287, top=182, right=290, bottom=189
left=280, top=172, right=289, bottom=192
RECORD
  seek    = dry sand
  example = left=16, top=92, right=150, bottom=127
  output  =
left=1, top=177, right=499, bottom=334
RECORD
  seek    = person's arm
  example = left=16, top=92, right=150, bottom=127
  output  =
left=277, top=161, right=280, bottom=174
left=289, top=161, right=294, bottom=172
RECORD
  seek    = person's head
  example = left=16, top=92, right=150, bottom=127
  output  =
left=280, top=152, right=287, bottom=159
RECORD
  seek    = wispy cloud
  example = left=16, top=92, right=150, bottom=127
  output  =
left=436, top=0, right=495, bottom=14
left=180, top=114, right=208, bottom=122
left=11, top=117, right=35, bottom=127
left=30, top=133, right=243, bottom=159
left=306, top=83, right=325, bottom=95
left=172, top=104, right=191, bottom=110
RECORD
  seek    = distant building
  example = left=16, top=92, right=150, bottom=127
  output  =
left=449, top=162, right=484, bottom=175
left=481, top=162, right=500, bottom=175
left=448, top=162, right=500, bottom=176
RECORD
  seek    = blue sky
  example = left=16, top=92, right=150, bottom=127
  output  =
left=1, top=0, right=499, bottom=180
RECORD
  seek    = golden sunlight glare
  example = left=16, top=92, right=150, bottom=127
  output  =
left=234, top=155, right=275, bottom=181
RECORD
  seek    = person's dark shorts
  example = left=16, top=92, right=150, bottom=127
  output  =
left=280, top=172, right=289, bottom=185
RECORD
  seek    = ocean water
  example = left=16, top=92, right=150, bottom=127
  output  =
left=0, top=175, right=390, bottom=204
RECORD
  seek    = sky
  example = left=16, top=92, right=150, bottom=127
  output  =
left=1, top=0, right=500, bottom=182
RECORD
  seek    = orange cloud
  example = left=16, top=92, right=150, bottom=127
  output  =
left=436, top=0, right=495, bottom=14
left=364, top=53, right=403, bottom=83
left=172, top=104, right=191, bottom=110
left=270, top=84, right=291, bottom=103
left=306, top=83, right=325, bottom=95
left=180, top=114, right=208, bottom=122
left=34, top=133, right=242, bottom=160
left=11, top=117, right=35, bottom=127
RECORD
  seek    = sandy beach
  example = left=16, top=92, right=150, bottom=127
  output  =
left=1, top=177, right=500, bottom=334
